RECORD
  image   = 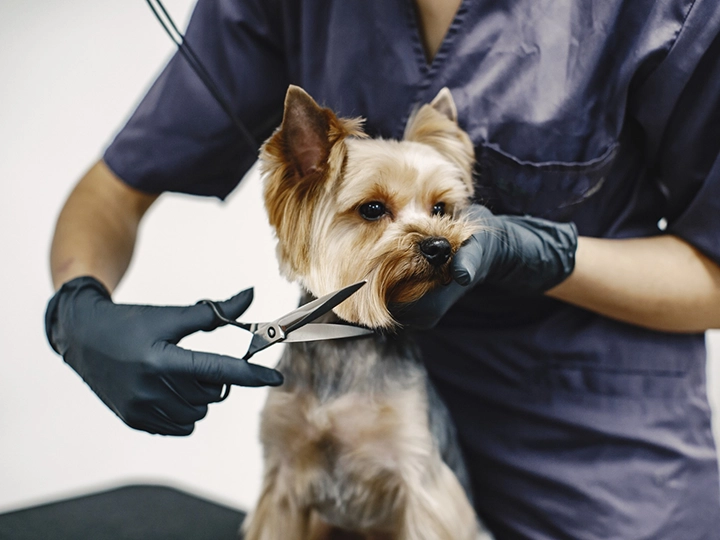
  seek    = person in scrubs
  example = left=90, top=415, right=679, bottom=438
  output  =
left=45, top=1, right=720, bottom=538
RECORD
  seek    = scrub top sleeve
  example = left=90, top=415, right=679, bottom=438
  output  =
left=659, top=29, right=720, bottom=265
left=633, top=12, right=720, bottom=265
left=668, top=153, right=720, bottom=266
left=103, top=0, right=289, bottom=199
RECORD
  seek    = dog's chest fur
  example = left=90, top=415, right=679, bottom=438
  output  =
left=260, top=323, right=468, bottom=532
left=260, top=315, right=418, bottom=521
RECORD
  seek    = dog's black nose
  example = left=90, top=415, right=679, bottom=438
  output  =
left=419, top=237, right=452, bottom=267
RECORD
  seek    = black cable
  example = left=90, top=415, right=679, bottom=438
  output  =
left=145, top=0, right=258, bottom=152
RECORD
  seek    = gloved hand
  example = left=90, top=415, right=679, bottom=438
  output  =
left=395, top=205, right=578, bottom=328
left=45, top=276, right=283, bottom=435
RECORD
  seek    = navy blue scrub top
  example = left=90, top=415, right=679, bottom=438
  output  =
left=104, top=1, right=720, bottom=538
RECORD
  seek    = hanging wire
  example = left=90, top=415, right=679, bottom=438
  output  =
left=145, top=0, right=258, bottom=152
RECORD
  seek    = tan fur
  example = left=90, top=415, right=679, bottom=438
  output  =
left=246, top=386, right=478, bottom=540
left=244, top=86, right=490, bottom=540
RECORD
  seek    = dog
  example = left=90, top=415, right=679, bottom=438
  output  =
left=242, top=86, right=493, bottom=540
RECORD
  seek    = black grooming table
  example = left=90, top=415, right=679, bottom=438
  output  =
left=0, top=485, right=246, bottom=540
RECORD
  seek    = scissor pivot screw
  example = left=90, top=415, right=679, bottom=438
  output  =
left=268, top=327, right=276, bottom=338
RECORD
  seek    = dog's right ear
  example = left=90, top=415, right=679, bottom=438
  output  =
left=280, top=86, right=334, bottom=178
left=260, top=86, right=365, bottom=277
left=264, top=85, right=365, bottom=183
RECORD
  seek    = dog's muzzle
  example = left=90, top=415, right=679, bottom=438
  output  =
left=419, top=237, right=452, bottom=267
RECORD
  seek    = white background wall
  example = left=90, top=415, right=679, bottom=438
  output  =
left=1, top=0, right=719, bottom=516
left=0, top=0, right=296, bottom=513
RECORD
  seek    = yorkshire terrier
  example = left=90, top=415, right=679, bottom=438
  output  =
left=242, top=86, right=493, bottom=540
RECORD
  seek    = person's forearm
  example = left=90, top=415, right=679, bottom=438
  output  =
left=50, top=160, right=158, bottom=292
left=546, top=235, right=720, bottom=332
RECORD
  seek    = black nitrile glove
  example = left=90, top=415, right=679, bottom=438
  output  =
left=45, top=276, right=283, bottom=435
left=396, top=205, right=578, bottom=328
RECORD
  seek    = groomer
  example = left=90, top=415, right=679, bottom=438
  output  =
left=46, top=1, right=720, bottom=538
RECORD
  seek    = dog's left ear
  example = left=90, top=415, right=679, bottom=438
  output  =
left=429, top=87, right=458, bottom=123
left=403, top=88, right=475, bottom=185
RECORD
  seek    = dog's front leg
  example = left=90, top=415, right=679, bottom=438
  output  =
left=242, top=469, right=311, bottom=540
left=397, top=461, right=484, bottom=540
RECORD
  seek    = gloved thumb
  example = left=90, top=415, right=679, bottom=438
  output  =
left=208, top=287, right=255, bottom=323
left=452, top=236, right=483, bottom=286
left=164, top=288, right=254, bottom=341
left=452, top=204, right=498, bottom=286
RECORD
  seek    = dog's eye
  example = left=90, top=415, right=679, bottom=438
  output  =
left=432, top=202, right=446, bottom=216
left=359, top=201, right=387, bottom=221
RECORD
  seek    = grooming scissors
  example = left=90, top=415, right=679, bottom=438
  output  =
left=200, top=281, right=372, bottom=400
left=200, top=281, right=373, bottom=362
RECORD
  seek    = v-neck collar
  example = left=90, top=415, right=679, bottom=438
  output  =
left=405, top=0, right=471, bottom=74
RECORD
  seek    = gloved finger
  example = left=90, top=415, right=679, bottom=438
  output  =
left=123, top=409, right=196, bottom=436
left=162, top=288, right=254, bottom=341
left=184, top=348, right=284, bottom=387
left=179, top=380, right=225, bottom=405
left=202, top=383, right=228, bottom=404
left=389, top=301, right=441, bottom=329
left=465, top=203, right=494, bottom=222
left=161, top=424, right=195, bottom=436
left=390, top=281, right=469, bottom=329
left=148, top=421, right=195, bottom=436
left=152, top=401, right=209, bottom=426
left=118, top=387, right=207, bottom=432
left=167, top=375, right=225, bottom=406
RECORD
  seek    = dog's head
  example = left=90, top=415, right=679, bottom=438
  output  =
left=260, top=86, right=476, bottom=328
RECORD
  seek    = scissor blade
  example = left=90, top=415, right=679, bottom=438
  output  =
left=243, top=332, right=272, bottom=360
left=279, top=281, right=367, bottom=333
left=283, top=323, right=374, bottom=343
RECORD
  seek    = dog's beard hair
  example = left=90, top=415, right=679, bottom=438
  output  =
left=263, top=146, right=478, bottom=329
left=303, top=208, right=478, bottom=329
left=368, top=218, right=476, bottom=305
